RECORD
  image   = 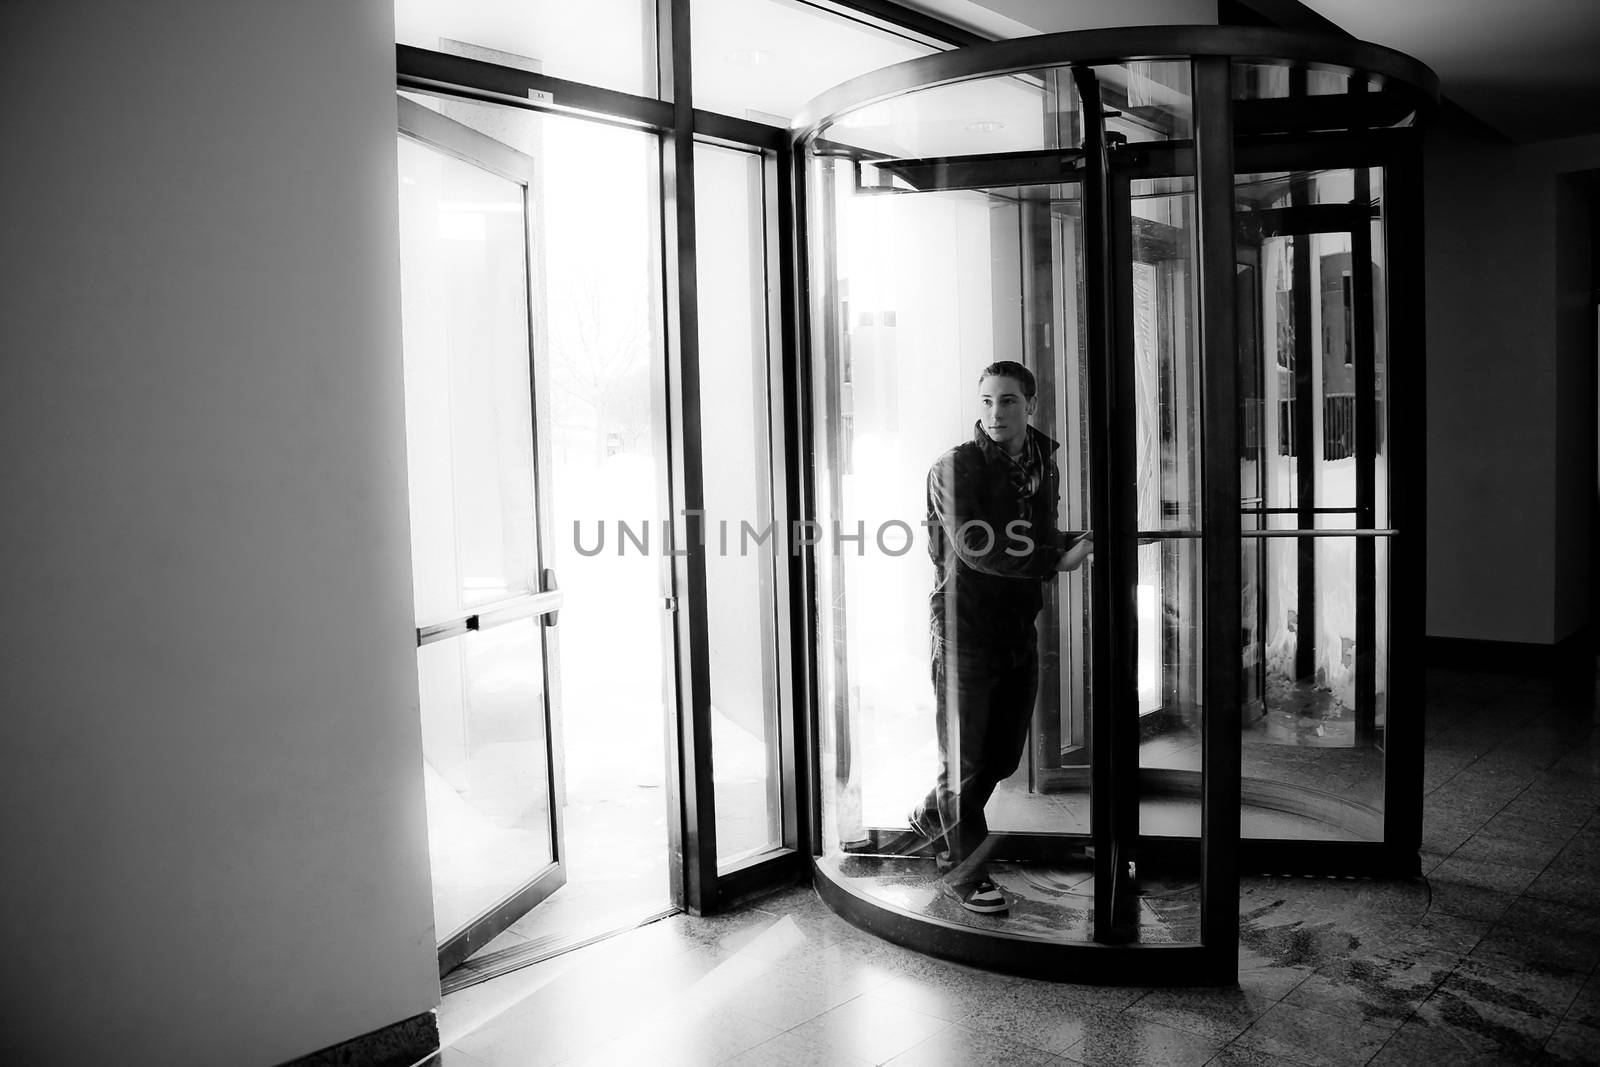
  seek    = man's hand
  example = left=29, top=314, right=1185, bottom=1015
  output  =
left=1058, top=531, right=1093, bottom=571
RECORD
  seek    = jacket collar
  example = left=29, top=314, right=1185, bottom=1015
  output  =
left=970, top=421, right=1061, bottom=463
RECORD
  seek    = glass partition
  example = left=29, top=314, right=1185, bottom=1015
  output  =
left=694, top=142, right=787, bottom=869
left=1235, top=167, right=1389, bottom=841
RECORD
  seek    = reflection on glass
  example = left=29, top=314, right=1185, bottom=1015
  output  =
left=397, top=136, right=539, bottom=625
left=1128, top=166, right=1204, bottom=874
left=1233, top=63, right=1353, bottom=100
left=694, top=143, right=784, bottom=868
left=1043, top=185, right=1092, bottom=777
left=395, top=0, right=657, bottom=99
left=1096, top=61, right=1193, bottom=144
left=1129, top=178, right=1200, bottom=726
left=692, top=0, right=938, bottom=123
left=824, top=68, right=1072, bottom=159
left=1235, top=167, right=1388, bottom=840
left=419, top=621, right=553, bottom=941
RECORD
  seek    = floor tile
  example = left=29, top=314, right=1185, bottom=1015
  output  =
left=438, top=955, right=587, bottom=1047
left=769, top=936, right=905, bottom=993
left=1541, top=1018, right=1600, bottom=1066
left=886, top=1022, right=1063, bottom=1066
left=1414, top=956, right=1581, bottom=1057
left=1426, top=879, right=1516, bottom=923
left=1469, top=917, right=1600, bottom=974
left=1232, top=1002, right=1392, bottom=1067
left=561, top=1008, right=780, bottom=1067
left=421, top=1048, right=493, bottom=1067
left=1563, top=972, right=1600, bottom=1029
left=869, top=966, right=1023, bottom=1022
left=784, top=991, right=951, bottom=1065
left=1501, top=793, right=1594, bottom=832
left=958, top=981, right=1120, bottom=1055
left=1449, top=953, right=1588, bottom=1017
left=1451, top=830, right=1565, bottom=872
left=1059, top=1011, right=1223, bottom=1067
left=1125, top=985, right=1275, bottom=1043
left=721, top=1028, right=874, bottom=1067
left=452, top=1003, right=608, bottom=1067
left=1283, top=944, right=1458, bottom=1030
left=1367, top=1014, right=1534, bottom=1066
left=1235, top=956, right=1314, bottom=1003
left=1524, top=850, right=1600, bottom=908
left=1429, top=854, right=1542, bottom=896
left=1204, top=1044, right=1316, bottom=1067
left=764, top=898, right=874, bottom=948
left=1392, top=911, right=1490, bottom=957
left=692, top=968, right=866, bottom=1031
left=1478, top=810, right=1580, bottom=848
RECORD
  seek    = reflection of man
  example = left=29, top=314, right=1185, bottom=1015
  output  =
left=910, top=360, right=1092, bottom=914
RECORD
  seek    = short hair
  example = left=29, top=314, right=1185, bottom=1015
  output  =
left=979, top=360, right=1035, bottom=399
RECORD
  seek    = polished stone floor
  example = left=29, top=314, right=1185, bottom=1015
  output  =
left=423, top=664, right=1600, bottom=1066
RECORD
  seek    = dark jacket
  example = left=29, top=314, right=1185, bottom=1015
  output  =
left=927, top=423, right=1077, bottom=648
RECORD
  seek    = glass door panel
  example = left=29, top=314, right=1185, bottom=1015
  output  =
left=1116, top=151, right=1204, bottom=947
left=399, top=138, right=540, bottom=625
left=1235, top=168, right=1388, bottom=842
left=398, top=104, right=567, bottom=970
left=1037, top=183, right=1093, bottom=788
left=403, top=92, right=676, bottom=954
left=419, top=620, right=556, bottom=940
left=693, top=142, right=787, bottom=870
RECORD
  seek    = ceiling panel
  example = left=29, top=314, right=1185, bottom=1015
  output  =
left=1298, top=0, right=1600, bottom=142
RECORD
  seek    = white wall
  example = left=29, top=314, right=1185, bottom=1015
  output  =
left=1424, top=120, right=1600, bottom=644
left=0, top=3, right=440, bottom=1063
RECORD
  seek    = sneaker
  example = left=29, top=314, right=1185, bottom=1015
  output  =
left=948, top=878, right=1010, bottom=914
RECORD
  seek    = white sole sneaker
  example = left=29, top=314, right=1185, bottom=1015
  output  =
left=948, top=879, right=1010, bottom=914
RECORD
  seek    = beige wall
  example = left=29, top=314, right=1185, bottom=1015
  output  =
left=1424, top=120, right=1600, bottom=644
left=0, top=2, right=440, bottom=1063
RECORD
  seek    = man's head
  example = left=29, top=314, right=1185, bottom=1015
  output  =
left=977, top=360, right=1036, bottom=453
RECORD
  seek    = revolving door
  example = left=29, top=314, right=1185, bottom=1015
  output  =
left=794, top=28, right=1435, bottom=983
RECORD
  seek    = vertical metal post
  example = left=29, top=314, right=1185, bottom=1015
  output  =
left=1287, top=71, right=1316, bottom=687
left=1021, top=191, right=1060, bottom=793
left=1352, top=167, right=1378, bottom=748
left=1106, top=166, right=1142, bottom=937
left=657, top=0, right=718, bottom=912
left=1194, top=54, right=1242, bottom=983
left=791, top=143, right=830, bottom=860
left=1382, top=136, right=1425, bottom=868
left=1071, top=65, right=1122, bottom=943
left=775, top=135, right=814, bottom=861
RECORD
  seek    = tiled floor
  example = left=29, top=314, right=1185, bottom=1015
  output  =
left=423, top=664, right=1599, bottom=1066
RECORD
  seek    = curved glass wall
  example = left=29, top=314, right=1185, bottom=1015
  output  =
left=796, top=28, right=1435, bottom=983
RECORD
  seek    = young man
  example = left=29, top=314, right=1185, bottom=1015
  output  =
left=910, top=360, right=1092, bottom=914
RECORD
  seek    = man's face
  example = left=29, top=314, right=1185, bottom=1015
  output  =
left=978, top=374, right=1035, bottom=449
